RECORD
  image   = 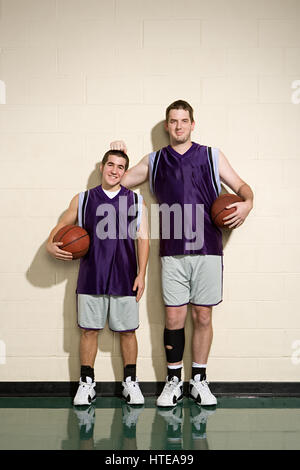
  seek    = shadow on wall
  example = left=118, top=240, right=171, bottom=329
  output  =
left=26, top=126, right=233, bottom=386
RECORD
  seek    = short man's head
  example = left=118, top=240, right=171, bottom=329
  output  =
left=100, top=150, right=129, bottom=188
left=101, top=150, right=129, bottom=171
left=165, top=100, right=194, bottom=123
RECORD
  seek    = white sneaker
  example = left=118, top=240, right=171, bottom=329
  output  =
left=156, top=376, right=183, bottom=408
left=122, top=376, right=145, bottom=405
left=189, top=378, right=217, bottom=406
left=73, top=376, right=96, bottom=406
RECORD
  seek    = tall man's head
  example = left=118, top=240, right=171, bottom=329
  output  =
left=100, top=150, right=129, bottom=190
left=165, top=100, right=195, bottom=146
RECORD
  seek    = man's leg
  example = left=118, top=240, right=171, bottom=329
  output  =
left=156, top=305, right=187, bottom=407
left=120, top=330, right=144, bottom=405
left=80, top=329, right=100, bottom=369
left=73, top=329, right=99, bottom=406
left=165, top=305, right=188, bottom=376
left=120, top=331, right=138, bottom=379
left=191, top=305, right=213, bottom=367
left=189, top=305, right=217, bottom=406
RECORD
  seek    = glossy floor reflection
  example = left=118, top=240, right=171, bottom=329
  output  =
left=0, top=397, right=300, bottom=450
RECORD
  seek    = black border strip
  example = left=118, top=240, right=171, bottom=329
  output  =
left=207, top=146, right=219, bottom=197
left=1, top=382, right=300, bottom=397
left=81, top=190, right=88, bottom=228
left=133, top=191, right=138, bottom=231
left=151, top=150, right=160, bottom=194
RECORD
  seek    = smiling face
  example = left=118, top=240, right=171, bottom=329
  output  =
left=165, top=108, right=195, bottom=146
left=100, top=154, right=127, bottom=190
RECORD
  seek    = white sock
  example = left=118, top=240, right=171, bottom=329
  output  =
left=192, top=362, right=207, bottom=368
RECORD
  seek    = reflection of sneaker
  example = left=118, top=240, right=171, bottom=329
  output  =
left=122, top=377, right=145, bottom=405
left=122, top=402, right=144, bottom=438
left=122, top=402, right=144, bottom=428
left=157, top=403, right=183, bottom=450
left=189, top=402, right=216, bottom=439
left=189, top=378, right=217, bottom=406
left=73, top=377, right=96, bottom=406
left=73, top=404, right=96, bottom=440
left=156, top=376, right=183, bottom=407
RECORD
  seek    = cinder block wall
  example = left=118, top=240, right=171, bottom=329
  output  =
left=0, top=0, right=300, bottom=383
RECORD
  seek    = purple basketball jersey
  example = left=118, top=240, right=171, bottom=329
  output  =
left=151, top=143, right=223, bottom=256
left=76, top=185, right=138, bottom=296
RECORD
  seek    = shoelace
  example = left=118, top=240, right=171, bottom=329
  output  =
left=126, top=381, right=142, bottom=393
left=194, top=380, right=214, bottom=396
left=126, top=378, right=139, bottom=386
left=128, top=382, right=137, bottom=388
left=80, top=381, right=94, bottom=389
left=200, top=380, right=210, bottom=386
left=163, top=378, right=180, bottom=396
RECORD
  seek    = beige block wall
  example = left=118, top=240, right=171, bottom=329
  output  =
left=0, top=0, right=300, bottom=383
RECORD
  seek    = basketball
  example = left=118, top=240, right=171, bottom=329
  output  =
left=53, top=225, right=90, bottom=259
left=211, top=194, right=243, bottom=228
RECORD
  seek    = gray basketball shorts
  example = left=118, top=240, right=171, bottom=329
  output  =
left=77, top=294, right=139, bottom=332
left=161, top=254, right=223, bottom=307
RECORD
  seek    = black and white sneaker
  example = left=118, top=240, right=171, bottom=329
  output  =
left=156, top=376, right=183, bottom=407
left=189, top=378, right=217, bottom=406
left=122, top=376, right=145, bottom=405
left=73, top=376, right=96, bottom=406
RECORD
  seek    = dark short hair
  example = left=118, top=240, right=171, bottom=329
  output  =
left=101, top=150, right=129, bottom=171
left=165, top=100, right=194, bottom=123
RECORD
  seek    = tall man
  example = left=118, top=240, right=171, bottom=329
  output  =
left=47, top=150, right=149, bottom=406
left=111, top=100, right=253, bottom=407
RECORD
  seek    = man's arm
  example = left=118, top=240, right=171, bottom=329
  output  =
left=132, top=200, right=149, bottom=302
left=46, top=194, right=79, bottom=260
left=218, top=150, right=254, bottom=228
left=110, top=140, right=149, bottom=188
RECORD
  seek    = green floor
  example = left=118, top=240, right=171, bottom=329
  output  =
left=0, top=397, right=300, bottom=450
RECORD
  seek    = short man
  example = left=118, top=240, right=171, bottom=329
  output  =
left=111, top=100, right=253, bottom=407
left=47, top=150, right=149, bottom=406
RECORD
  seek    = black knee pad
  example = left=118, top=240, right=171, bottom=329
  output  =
left=163, top=328, right=185, bottom=363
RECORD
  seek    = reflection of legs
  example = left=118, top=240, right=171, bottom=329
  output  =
left=189, top=402, right=215, bottom=450
left=73, top=404, right=96, bottom=450
left=121, top=403, right=144, bottom=450
left=157, top=404, right=183, bottom=450
left=120, top=331, right=144, bottom=448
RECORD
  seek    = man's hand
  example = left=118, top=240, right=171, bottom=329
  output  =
left=223, top=200, right=253, bottom=229
left=133, top=273, right=145, bottom=302
left=218, top=150, right=254, bottom=228
left=110, top=140, right=128, bottom=154
left=46, top=241, right=73, bottom=261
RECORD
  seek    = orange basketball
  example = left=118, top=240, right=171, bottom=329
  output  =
left=211, top=194, right=243, bottom=228
left=53, top=225, right=90, bottom=259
